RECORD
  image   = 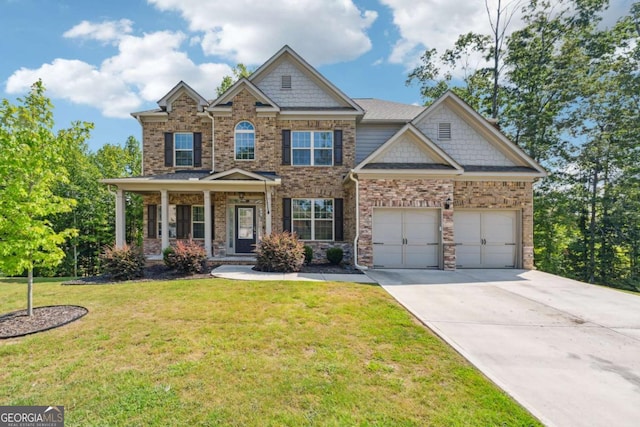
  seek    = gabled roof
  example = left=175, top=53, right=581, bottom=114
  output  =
left=157, top=81, right=209, bottom=112
left=209, top=78, right=280, bottom=112
left=354, top=123, right=463, bottom=174
left=248, top=45, right=364, bottom=114
left=201, top=168, right=280, bottom=182
left=354, top=98, right=425, bottom=122
left=411, top=91, right=546, bottom=176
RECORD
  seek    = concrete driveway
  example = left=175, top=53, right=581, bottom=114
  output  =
left=365, top=269, right=640, bottom=427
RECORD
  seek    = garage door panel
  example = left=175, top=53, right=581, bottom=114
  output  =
left=456, top=245, right=482, bottom=268
left=372, top=208, right=440, bottom=268
left=484, top=211, right=516, bottom=245
left=483, top=244, right=516, bottom=268
left=405, top=245, right=439, bottom=268
left=373, top=244, right=403, bottom=268
left=454, top=210, right=519, bottom=269
left=454, top=212, right=481, bottom=244
left=373, top=209, right=402, bottom=244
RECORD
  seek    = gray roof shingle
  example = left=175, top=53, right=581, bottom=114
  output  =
left=353, top=98, right=425, bottom=122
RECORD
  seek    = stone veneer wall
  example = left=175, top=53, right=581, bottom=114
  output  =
left=357, top=178, right=455, bottom=270
left=142, top=93, right=212, bottom=175
left=453, top=180, right=534, bottom=269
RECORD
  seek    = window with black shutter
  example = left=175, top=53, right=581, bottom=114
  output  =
left=176, top=205, right=191, bottom=239
left=282, top=130, right=291, bottom=165
left=147, top=204, right=157, bottom=238
left=333, top=130, right=343, bottom=166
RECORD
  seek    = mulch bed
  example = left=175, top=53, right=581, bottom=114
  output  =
left=0, top=305, right=88, bottom=339
left=62, top=262, right=362, bottom=286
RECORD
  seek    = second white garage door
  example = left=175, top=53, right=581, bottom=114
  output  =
left=454, top=210, right=518, bottom=268
left=372, top=209, right=440, bottom=268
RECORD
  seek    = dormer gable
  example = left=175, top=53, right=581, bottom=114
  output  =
left=411, top=91, right=546, bottom=176
left=208, top=78, right=280, bottom=115
left=157, top=80, right=209, bottom=113
left=354, top=124, right=463, bottom=174
left=249, top=45, right=363, bottom=113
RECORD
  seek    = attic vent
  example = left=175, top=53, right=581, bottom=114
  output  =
left=281, top=75, right=292, bottom=89
left=438, top=122, right=451, bottom=140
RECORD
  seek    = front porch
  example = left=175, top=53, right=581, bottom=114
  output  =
left=102, top=168, right=281, bottom=259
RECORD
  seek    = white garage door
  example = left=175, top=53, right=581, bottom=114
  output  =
left=372, top=209, right=440, bottom=268
left=454, top=210, right=518, bottom=268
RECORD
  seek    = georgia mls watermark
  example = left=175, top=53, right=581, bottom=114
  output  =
left=0, top=406, right=64, bottom=427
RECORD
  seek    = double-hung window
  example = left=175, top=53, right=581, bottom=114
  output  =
left=292, top=131, right=333, bottom=166
left=292, top=199, right=334, bottom=240
left=235, top=121, right=255, bottom=160
left=174, top=133, right=194, bottom=166
left=192, top=206, right=205, bottom=239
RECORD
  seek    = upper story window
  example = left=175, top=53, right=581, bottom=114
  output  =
left=281, top=75, right=292, bottom=89
left=235, top=121, right=255, bottom=160
left=438, top=122, right=452, bottom=140
left=174, top=133, right=194, bottom=166
left=292, top=131, right=333, bottom=166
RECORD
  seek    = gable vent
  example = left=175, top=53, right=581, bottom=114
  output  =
left=281, top=75, right=292, bottom=89
left=438, top=122, right=451, bottom=140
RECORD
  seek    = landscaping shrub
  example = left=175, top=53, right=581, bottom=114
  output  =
left=326, top=247, right=344, bottom=265
left=164, top=240, right=207, bottom=274
left=303, top=245, right=314, bottom=265
left=100, top=244, right=146, bottom=280
left=254, top=232, right=304, bottom=272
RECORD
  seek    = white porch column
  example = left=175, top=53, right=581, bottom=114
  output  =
left=265, top=187, right=272, bottom=235
left=161, top=189, right=169, bottom=251
left=115, top=189, right=126, bottom=248
left=203, top=190, right=212, bottom=258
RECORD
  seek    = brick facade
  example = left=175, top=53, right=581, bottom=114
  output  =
left=142, top=93, right=212, bottom=175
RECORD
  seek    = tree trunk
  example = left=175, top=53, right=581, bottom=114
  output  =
left=27, top=268, right=34, bottom=316
left=588, top=170, right=598, bottom=283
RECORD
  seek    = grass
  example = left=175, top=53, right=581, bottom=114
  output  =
left=0, top=277, right=541, bottom=426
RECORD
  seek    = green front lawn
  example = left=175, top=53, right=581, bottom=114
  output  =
left=0, top=278, right=540, bottom=426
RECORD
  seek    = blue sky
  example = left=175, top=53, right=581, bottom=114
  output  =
left=1, top=0, right=633, bottom=152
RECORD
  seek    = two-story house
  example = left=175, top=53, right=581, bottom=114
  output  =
left=103, top=45, right=546, bottom=270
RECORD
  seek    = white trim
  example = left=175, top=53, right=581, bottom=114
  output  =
left=157, top=81, right=208, bottom=112
left=291, top=130, right=334, bottom=166
left=291, top=198, right=335, bottom=241
left=209, top=78, right=280, bottom=111
left=411, top=91, right=546, bottom=176
left=234, top=120, right=256, bottom=161
left=353, top=123, right=463, bottom=173
left=248, top=45, right=364, bottom=114
left=203, top=192, right=212, bottom=257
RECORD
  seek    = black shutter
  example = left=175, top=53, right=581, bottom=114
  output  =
left=334, top=198, right=344, bottom=241
left=193, top=132, right=202, bottom=167
left=211, top=204, right=215, bottom=240
left=283, top=198, right=292, bottom=232
left=164, top=132, right=173, bottom=167
left=147, top=204, right=157, bottom=239
left=282, top=130, right=291, bottom=165
left=176, top=205, right=191, bottom=239
left=334, top=130, right=343, bottom=166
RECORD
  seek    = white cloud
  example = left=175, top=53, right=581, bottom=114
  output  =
left=63, top=19, right=134, bottom=43
left=6, top=23, right=232, bottom=118
left=147, top=0, right=377, bottom=65
left=381, top=0, right=525, bottom=70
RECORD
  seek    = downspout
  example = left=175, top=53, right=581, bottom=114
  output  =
left=134, top=115, right=144, bottom=175
left=206, top=111, right=215, bottom=173
left=348, top=171, right=368, bottom=271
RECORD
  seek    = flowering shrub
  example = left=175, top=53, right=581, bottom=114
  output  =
left=254, top=232, right=305, bottom=273
left=100, top=244, right=146, bottom=280
left=163, top=240, right=207, bottom=274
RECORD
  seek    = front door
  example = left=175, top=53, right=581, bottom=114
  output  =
left=235, top=206, right=256, bottom=254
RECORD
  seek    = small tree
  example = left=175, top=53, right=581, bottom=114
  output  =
left=0, top=81, right=91, bottom=315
